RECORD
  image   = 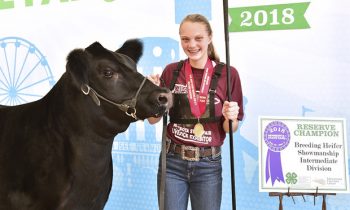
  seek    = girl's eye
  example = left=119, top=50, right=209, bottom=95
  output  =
left=103, top=69, right=113, bottom=78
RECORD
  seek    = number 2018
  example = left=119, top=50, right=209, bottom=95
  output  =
left=240, top=8, right=295, bottom=27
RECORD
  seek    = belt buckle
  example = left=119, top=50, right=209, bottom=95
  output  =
left=181, top=145, right=200, bottom=161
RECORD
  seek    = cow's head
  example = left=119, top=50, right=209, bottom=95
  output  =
left=65, top=39, right=172, bottom=122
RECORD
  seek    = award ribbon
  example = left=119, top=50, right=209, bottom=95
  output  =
left=264, top=121, right=290, bottom=186
left=184, top=58, right=214, bottom=137
left=266, top=150, right=285, bottom=186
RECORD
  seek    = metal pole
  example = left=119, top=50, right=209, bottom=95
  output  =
left=159, top=114, right=168, bottom=210
left=223, top=0, right=237, bottom=209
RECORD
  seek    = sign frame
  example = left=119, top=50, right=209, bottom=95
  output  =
left=259, top=116, right=349, bottom=193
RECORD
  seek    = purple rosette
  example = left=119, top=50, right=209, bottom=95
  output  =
left=264, top=121, right=290, bottom=186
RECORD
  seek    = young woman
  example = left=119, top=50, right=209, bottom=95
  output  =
left=148, top=14, right=244, bottom=210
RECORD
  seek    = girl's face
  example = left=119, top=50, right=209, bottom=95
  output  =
left=179, top=21, right=212, bottom=67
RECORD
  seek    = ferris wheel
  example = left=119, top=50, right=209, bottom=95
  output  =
left=0, top=37, right=55, bottom=106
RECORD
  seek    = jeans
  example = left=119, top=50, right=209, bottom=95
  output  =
left=157, top=151, right=222, bottom=210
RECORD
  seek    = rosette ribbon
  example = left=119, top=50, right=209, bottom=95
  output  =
left=266, top=149, right=285, bottom=186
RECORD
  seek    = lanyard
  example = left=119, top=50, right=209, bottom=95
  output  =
left=184, top=58, right=214, bottom=119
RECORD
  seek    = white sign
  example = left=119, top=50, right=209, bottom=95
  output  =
left=259, top=116, right=349, bottom=193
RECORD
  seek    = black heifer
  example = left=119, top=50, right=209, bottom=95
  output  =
left=0, top=39, right=172, bottom=210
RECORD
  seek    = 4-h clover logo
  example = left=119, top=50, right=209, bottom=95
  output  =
left=286, top=172, right=298, bottom=184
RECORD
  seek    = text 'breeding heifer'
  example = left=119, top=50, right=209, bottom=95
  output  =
left=0, top=39, right=172, bottom=210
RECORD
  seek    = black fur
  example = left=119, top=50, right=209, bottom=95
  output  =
left=0, top=39, right=171, bottom=210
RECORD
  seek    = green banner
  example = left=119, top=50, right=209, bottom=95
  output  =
left=229, top=2, right=310, bottom=32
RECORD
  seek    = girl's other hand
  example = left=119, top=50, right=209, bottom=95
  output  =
left=222, top=101, right=239, bottom=121
left=147, top=74, right=161, bottom=86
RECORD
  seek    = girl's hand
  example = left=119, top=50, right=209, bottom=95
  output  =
left=147, top=74, right=161, bottom=86
left=222, top=101, right=239, bottom=121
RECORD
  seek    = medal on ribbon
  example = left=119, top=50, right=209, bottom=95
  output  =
left=193, top=121, right=205, bottom=137
left=184, top=58, right=214, bottom=137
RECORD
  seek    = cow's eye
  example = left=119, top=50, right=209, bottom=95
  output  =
left=103, top=69, right=113, bottom=78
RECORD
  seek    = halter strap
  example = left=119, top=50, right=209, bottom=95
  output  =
left=81, top=77, right=147, bottom=120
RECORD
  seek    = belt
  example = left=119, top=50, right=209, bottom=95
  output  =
left=166, top=139, right=221, bottom=161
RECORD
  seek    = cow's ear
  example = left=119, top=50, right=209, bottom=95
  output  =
left=115, top=39, right=143, bottom=63
left=66, top=48, right=89, bottom=85
left=85, top=42, right=106, bottom=55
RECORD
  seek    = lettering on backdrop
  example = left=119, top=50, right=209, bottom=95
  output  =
left=229, top=2, right=310, bottom=32
left=0, top=0, right=114, bottom=10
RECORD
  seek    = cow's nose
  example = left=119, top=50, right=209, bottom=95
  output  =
left=158, top=93, right=168, bottom=104
left=158, top=92, right=173, bottom=108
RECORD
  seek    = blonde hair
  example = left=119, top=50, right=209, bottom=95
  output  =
left=179, top=14, right=220, bottom=62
